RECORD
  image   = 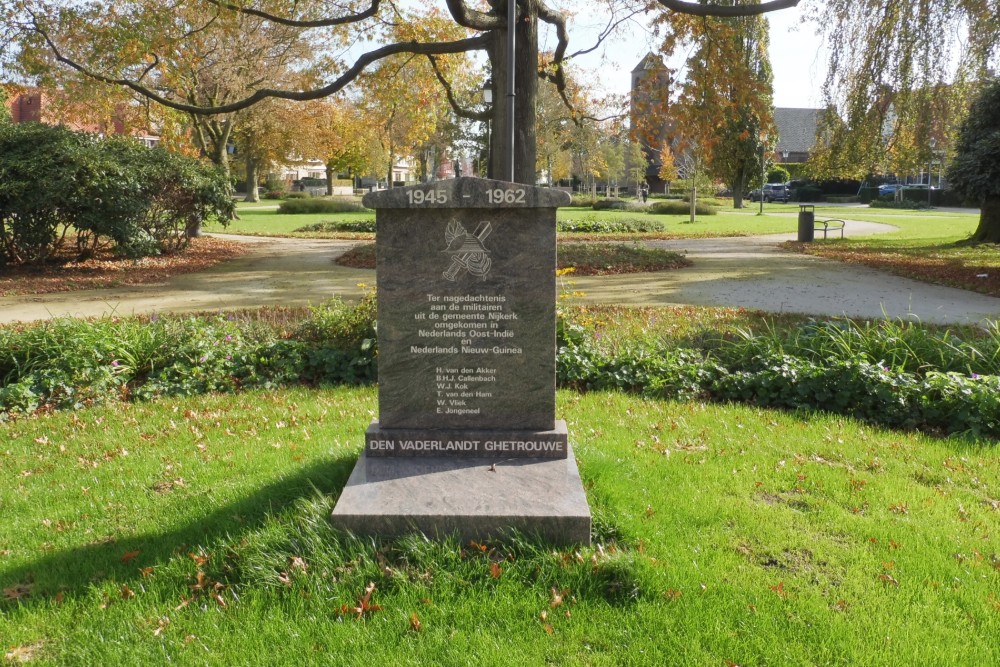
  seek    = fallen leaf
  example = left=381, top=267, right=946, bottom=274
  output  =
left=409, top=612, right=422, bottom=632
left=490, top=562, right=502, bottom=579
left=140, top=567, right=155, bottom=577
left=121, top=550, right=141, bottom=563
left=188, top=552, right=209, bottom=566
left=120, top=584, right=135, bottom=600
left=4, top=641, right=44, bottom=662
left=153, top=617, right=169, bottom=637
left=770, top=581, right=788, bottom=598
left=879, top=573, right=900, bottom=587
left=289, top=556, right=308, bottom=573
left=3, top=583, right=32, bottom=600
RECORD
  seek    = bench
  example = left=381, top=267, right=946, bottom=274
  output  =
left=815, top=218, right=845, bottom=239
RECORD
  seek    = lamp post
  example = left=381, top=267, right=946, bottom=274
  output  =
left=928, top=137, right=936, bottom=207
left=758, top=133, right=768, bottom=216
left=482, top=79, right=493, bottom=178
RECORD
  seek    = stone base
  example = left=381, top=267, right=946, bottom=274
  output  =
left=365, top=419, right=568, bottom=458
left=330, top=445, right=591, bottom=545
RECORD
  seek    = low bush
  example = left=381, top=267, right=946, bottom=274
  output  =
left=592, top=199, right=643, bottom=211
left=277, top=198, right=368, bottom=214
left=5, top=306, right=1000, bottom=439
left=869, top=198, right=930, bottom=210
left=0, top=124, right=232, bottom=265
left=283, top=192, right=312, bottom=199
left=569, top=194, right=597, bottom=208
left=792, top=185, right=823, bottom=202
left=648, top=193, right=684, bottom=200
left=647, top=200, right=718, bottom=215
left=0, top=298, right=377, bottom=419
left=557, top=217, right=664, bottom=233
left=293, top=220, right=376, bottom=233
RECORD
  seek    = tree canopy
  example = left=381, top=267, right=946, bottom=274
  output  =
left=947, top=80, right=1000, bottom=243
left=3, top=0, right=801, bottom=184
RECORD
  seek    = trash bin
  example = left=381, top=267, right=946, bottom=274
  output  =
left=797, top=204, right=815, bottom=242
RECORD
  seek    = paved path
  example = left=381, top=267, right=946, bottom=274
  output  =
left=1, top=222, right=999, bottom=326
left=572, top=221, right=1000, bottom=325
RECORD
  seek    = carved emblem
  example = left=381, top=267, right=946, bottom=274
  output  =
left=443, top=220, right=492, bottom=280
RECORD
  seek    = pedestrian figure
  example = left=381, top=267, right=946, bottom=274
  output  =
left=640, top=183, right=649, bottom=203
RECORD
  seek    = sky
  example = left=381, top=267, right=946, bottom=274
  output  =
left=561, top=2, right=830, bottom=110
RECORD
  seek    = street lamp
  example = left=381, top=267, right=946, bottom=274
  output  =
left=482, top=79, right=493, bottom=178
left=758, top=133, right=768, bottom=216
left=928, top=137, right=936, bottom=207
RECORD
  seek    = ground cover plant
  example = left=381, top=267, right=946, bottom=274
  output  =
left=3, top=304, right=1000, bottom=440
left=1, top=387, right=998, bottom=665
left=333, top=242, right=691, bottom=276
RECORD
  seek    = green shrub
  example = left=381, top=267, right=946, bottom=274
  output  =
left=277, top=198, right=368, bottom=214
left=858, top=186, right=880, bottom=203
left=792, top=185, right=823, bottom=202
left=647, top=200, right=718, bottom=215
left=0, top=124, right=232, bottom=264
left=293, top=220, right=376, bottom=233
left=592, top=199, right=643, bottom=211
left=557, top=217, right=664, bottom=233
left=569, top=194, right=597, bottom=208
left=869, top=198, right=930, bottom=210
left=283, top=192, right=311, bottom=199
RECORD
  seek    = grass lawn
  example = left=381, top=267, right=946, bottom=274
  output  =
left=2, top=386, right=998, bottom=665
left=786, top=208, right=1000, bottom=297
left=213, top=205, right=802, bottom=239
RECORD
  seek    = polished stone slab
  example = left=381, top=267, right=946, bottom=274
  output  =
left=365, top=419, right=568, bottom=458
left=330, top=445, right=591, bottom=545
left=369, top=178, right=567, bottom=434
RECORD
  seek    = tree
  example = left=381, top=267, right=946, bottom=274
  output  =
left=657, top=141, right=679, bottom=189
left=0, top=85, right=10, bottom=123
left=13, top=0, right=321, bottom=177
left=653, top=3, right=774, bottom=208
left=809, top=1, right=1000, bottom=179
left=624, top=139, right=648, bottom=193
left=7, top=0, right=801, bottom=186
left=947, top=80, right=1000, bottom=244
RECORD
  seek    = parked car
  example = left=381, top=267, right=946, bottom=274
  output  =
left=749, top=183, right=791, bottom=203
left=878, top=183, right=903, bottom=196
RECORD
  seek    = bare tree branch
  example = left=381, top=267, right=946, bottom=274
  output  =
left=201, top=0, right=383, bottom=28
left=31, top=16, right=489, bottom=116
left=565, top=7, right=648, bottom=61
left=443, top=0, right=503, bottom=31
left=656, top=0, right=800, bottom=18
left=427, top=54, right=490, bottom=121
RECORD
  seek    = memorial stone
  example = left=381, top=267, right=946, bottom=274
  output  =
left=330, top=178, right=591, bottom=544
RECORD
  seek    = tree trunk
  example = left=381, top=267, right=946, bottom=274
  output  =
left=689, top=184, right=697, bottom=223
left=489, top=0, right=538, bottom=185
left=245, top=157, right=259, bottom=203
left=325, top=162, right=335, bottom=196
left=970, top=196, right=1000, bottom=243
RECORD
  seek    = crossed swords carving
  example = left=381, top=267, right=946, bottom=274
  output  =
left=443, top=221, right=492, bottom=281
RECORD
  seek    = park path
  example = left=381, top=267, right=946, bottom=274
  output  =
left=1, top=220, right=999, bottom=325
left=572, top=220, right=1000, bottom=325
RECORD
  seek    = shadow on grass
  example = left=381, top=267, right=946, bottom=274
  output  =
left=1, top=453, right=358, bottom=603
